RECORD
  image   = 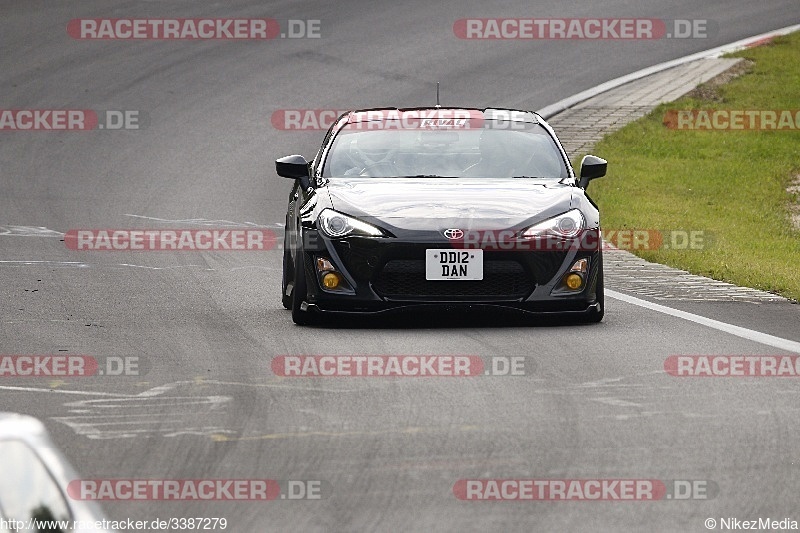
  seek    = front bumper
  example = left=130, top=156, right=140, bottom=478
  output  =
left=297, top=228, right=602, bottom=315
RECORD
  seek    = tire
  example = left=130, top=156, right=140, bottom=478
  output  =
left=282, top=204, right=296, bottom=310
left=281, top=249, right=292, bottom=310
left=291, top=253, right=316, bottom=326
left=582, top=253, right=604, bottom=323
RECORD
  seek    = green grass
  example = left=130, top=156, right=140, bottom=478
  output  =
left=582, top=31, right=800, bottom=301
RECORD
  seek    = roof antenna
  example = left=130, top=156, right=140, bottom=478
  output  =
left=435, top=82, right=441, bottom=108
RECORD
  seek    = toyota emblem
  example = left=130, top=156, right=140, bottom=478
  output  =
left=443, top=229, right=464, bottom=240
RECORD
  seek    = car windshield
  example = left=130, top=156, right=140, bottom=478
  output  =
left=322, top=120, right=568, bottom=179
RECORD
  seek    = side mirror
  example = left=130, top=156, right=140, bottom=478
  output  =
left=276, top=154, right=310, bottom=179
left=578, top=155, right=607, bottom=189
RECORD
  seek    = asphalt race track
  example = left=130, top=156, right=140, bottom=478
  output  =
left=1, top=1, right=800, bottom=531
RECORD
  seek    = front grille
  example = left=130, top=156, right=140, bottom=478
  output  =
left=373, top=259, right=534, bottom=300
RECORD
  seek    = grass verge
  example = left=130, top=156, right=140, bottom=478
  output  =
left=585, top=31, right=800, bottom=301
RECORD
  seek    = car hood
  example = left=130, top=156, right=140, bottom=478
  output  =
left=323, top=177, right=576, bottom=231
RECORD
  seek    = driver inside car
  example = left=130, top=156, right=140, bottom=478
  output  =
left=463, top=130, right=518, bottom=177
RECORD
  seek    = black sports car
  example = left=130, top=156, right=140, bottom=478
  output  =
left=276, top=107, right=607, bottom=325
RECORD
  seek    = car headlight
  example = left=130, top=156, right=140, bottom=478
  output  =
left=317, top=209, right=386, bottom=238
left=520, top=209, right=586, bottom=239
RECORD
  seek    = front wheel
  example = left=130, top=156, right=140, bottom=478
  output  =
left=582, top=255, right=604, bottom=323
left=281, top=249, right=293, bottom=310
left=291, top=254, right=316, bottom=326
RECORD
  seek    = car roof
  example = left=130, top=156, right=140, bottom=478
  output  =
left=343, top=107, right=540, bottom=125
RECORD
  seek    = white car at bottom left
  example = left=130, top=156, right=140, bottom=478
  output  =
left=0, top=412, right=113, bottom=532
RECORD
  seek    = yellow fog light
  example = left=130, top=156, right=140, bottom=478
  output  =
left=565, top=273, right=584, bottom=290
left=322, top=272, right=341, bottom=289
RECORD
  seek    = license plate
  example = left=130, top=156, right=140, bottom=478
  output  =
left=425, top=249, right=483, bottom=280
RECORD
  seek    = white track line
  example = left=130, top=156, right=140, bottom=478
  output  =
left=607, top=289, right=800, bottom=353
left=0, top=385, right=133, bottom=397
